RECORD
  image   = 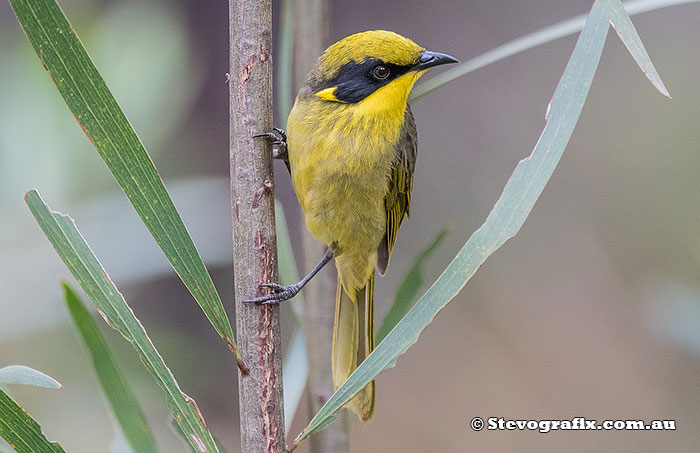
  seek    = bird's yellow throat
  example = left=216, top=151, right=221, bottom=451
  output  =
left=313, top=70, right=425, bottom=147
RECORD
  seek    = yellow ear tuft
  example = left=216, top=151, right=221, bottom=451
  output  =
left=315, top=87, right=346, bottom=102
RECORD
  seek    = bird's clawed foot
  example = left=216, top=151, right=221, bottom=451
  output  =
left=253, top=127, right=288, bottom=161
left=244, top=243, right=336, bottom=305
left=243, top=282, right=302, bottom=305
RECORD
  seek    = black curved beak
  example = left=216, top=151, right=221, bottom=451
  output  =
left=415, top=50, right=459, bottom=70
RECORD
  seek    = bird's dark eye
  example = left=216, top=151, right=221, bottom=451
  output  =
left=373, top=65, right=390, bottom=80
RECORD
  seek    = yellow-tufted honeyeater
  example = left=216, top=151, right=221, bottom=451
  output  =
left=246, top=30, right=457, bottom=421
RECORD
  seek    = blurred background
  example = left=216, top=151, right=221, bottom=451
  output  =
left=2, top=0, right=700, bottom=451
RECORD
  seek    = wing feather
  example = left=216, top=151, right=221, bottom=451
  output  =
left=377, top=105, right=417, bottom=275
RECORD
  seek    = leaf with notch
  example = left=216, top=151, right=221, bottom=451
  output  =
left=0, top=389, right=65, bottom=453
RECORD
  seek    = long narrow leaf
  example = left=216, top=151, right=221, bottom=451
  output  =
left=295, top=3, right=617, bottom=444
left=597, top=0, right=670, bottom=96
left=0, top=389, right=65, bottom=453
left=62, top=282, right=157, bottom=453
left=25, top=190, right=219, bottom=453
left=409, top=0, right=694, bottom=101
left=0, top=366, right=61, bottom=389
left=8, top=0, right=241, bottom=367
left=377, top=228, right=448, bottom=344
left=170, top=418, right=197, bottom=453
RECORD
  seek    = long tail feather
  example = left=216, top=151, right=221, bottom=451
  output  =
left=332, top=272, right=375, bottom=421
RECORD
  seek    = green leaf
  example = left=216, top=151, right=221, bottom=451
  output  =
left=597, top=0, right=670, bottom=97
left=170, top=417, right=197, bottom=453
left=295, top=3, right=615, bottom=444
left=0, top=389, right=65, bottom=453
left=62, top=282, right=157, bottom=453
left=0, top=366, right=61, bottom=389
left=376, top=228, right=449, bottom=344
left=25, top=190, right=220, bottom=453
left=409, top=0, right=693, bottom=102
left=8, top=0, right=241, bottom=366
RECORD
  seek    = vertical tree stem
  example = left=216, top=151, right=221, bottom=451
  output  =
left=229, top=1, right=286, bottom=452
left=293, top=1, right=352, bottom=451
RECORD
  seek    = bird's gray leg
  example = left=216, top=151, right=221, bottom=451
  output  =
left=243, top=243, right=337, bottom=305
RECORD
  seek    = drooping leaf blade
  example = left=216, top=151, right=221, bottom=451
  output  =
left=295, top=3, right=615, bottom=444
left=0, top=366, right=61, bottom=389
left=8, top=0, right=241, bottom=366
left=410, top=0, right=692, bottom=101
left=25, top=190, right=219, bottom=453
left=597, top=0, right=670, bottom=97
left=62, top=282, right=157, bottom=453
left=0, top=389, right=65, bottom=453
left=377, top=228, right=449, bottom=344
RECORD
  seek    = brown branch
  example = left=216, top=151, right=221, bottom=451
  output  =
left=293, top=1, right=352, bottom=451
left=229, top=0, right=286, bottom=451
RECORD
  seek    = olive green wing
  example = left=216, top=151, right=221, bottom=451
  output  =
left=377, top=105, right=417, bottom=275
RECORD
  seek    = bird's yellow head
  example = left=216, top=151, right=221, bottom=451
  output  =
left=306, top=30, right=458, bottom=110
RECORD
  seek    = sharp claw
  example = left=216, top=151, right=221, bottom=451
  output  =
left=242, top=297, right=263, bottom=304
left=260, top=298, right=282, bottom=305
left=260, top=283, right=286, bottom=291
left=243, top=294, right=282, bottom=304
left=273, top=127, right=287, bottom=139
left=254, top=128, right=287, bottom=141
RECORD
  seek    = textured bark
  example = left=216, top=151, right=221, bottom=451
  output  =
left=229, top=0, right=286, bottom=451
left=294, top=1, right=352, bottom=451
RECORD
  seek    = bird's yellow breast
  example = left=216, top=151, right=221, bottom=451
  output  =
left=287, top=71, right=421, bottom=292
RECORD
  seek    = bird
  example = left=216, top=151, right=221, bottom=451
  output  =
left=245, top=30, right=458, bottom=421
